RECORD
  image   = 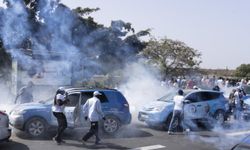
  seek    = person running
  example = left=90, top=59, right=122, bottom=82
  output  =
left=52, top=87, right=69, bottom=145
left=82, top=91, right=106, bottom=145
left=168, top=89, right=185, bottom=135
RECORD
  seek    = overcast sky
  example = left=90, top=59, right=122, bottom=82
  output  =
left=1, top=0, right=250, bottom=69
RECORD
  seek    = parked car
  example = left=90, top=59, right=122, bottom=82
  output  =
left=242, top=98, right=250, bottom=120
left=9, top=88, right=131, bottom=138
left=138, top=89, right=229, bottom=130
left=0, top=110, right=11, bottom=142
left=231, top=135, right=250, bottom=150
left=243, top=85, right=250, bottom=100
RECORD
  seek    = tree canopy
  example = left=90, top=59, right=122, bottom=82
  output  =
left=235, top=64, right=250, bottom=78
left=0, top=0, right=149, bottom=80
left=0, top=0, right=201, bottom=83
left=141, top=38, right=201, bottom=78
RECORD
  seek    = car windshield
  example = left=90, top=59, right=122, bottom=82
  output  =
left=157, top=90, right=192, bottom=102
left=157, top=93, right=176, bottom=102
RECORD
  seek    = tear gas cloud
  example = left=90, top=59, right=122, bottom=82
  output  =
left=0, top=0, right=135, bottom=103
left=119, top=62, right=175, bottom=122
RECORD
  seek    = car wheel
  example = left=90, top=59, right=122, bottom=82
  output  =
left=214, top=110, right=225, bottom=125
left=102, top=116, right=120, bottom=135
left=25, top=117, right=47, bottom=138
left=164, top=114, right=179, bottom=131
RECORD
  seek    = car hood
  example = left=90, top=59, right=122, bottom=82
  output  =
left=11, top=102, right=50, bottom=112
left=141, top=100, right=173, bottom=111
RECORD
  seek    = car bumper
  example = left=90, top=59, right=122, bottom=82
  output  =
left=9, top=115, right=24, bottom=130
left=0, top=128, right=11, bottom=142
left=138, top=111, right=165, bottom=125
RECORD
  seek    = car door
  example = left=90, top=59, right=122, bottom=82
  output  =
left=64, top=93, right=80, bottom=128
left=183, top=92, right=207, bottom=119
left=200, top=91, right=221, bottom=114
left=74, top=92, right=93, bottom=128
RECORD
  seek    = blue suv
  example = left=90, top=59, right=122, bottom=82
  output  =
left=9, top=88, right=131, bottom=137
left=138, top=89, right=229, bottom=130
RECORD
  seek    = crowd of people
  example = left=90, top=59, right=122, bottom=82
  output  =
left=165, top=76, right=250, bottom=135
left=161, top=76, right=250, bottom=90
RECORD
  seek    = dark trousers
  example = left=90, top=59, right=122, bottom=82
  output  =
left=53, top=112, right=67, bottom=142
left=82, top=121, right=100, bottom=142
left=168, top=110, right=182, bottom=132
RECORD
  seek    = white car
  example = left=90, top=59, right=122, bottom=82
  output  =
left=0, top=110, right=11, bottom=142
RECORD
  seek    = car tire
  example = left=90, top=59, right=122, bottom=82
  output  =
left=102, top=115, right=120, bottom=135
left=25, top=117, right=47, bottom=138
left=163, top=114, right=179, bottom=131
left=214, top=110, right=225, bottom=125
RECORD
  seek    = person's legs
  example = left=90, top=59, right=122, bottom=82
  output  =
left=57, top=113, right=67, bottom=142
left=53, top=112, right=61, bottom=143
left=168, top=110, right=180, bottom=133
left=82, top=122, right=96, bottom=142
left=93, top=122, right=100, bottom=144
left=53, top=112, right=67, bottom=143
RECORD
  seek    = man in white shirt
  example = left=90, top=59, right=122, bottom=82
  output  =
left=168, top=89, right=184, bottom=134
left=52, top=87, right=69, bottom=145
left=82, top=91, right=106, bottom=144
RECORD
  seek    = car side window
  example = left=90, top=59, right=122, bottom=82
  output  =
left=185, top=93, right=199, bottom=103
left=200, top=92, right=220, bottom=101
left=66, top=93, right=80, bottom=107
left=98, top=92, right=109, bottom=103
left=81, top=92, right=92, bottom=105
left=81, top=91, right=109, bottom=105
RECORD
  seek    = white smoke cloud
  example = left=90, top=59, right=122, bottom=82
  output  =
left=119, top=62, right=168, bottom=122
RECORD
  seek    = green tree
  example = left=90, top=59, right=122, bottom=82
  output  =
left=141, top=38, right=201, bottom=78
left=0, top=1, right=148, bottom=80
left=235, top=64, right=250, bottom=78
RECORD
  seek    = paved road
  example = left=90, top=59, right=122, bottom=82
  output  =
left=0, top=123, right=248, bottom=150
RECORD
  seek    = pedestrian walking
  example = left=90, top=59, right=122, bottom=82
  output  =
left=52, top=87, right=69, bottom=145
left=82, top=91, right=106, bottom=144
left=168, top=89, right=185, bottom=135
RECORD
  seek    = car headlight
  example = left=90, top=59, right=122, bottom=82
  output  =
left=152, top=106, right=165, bottom=112
left=11, top=109, right=27, bottom=115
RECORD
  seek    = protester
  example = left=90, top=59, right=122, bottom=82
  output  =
left=82, top=91, right=106, bottom=145
left=168, top=89, right=185, bottom=135
left=14, top=81, right=34, bottom=104
left=52, top=87, right=69, bottom=145
left=228, top=89, right=236, bottom=116
left=234, top=88, right=243, bottom=120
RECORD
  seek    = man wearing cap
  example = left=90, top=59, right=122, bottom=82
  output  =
left=82, top=91, right=105, bottom=145
left=52, top=87, right=69, bottom=145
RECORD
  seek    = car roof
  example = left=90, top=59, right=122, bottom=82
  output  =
left=65, top=87, right=118, bottom=94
